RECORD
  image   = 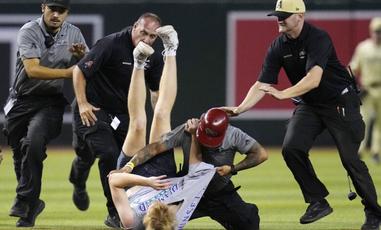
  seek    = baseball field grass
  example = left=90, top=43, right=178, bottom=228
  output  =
left=0, top=147, right=380, bottom=230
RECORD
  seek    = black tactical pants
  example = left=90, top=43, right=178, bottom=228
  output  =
left=282, top=89, right=381, bottom=216
left=69, top=106, right=128, bottom=216
left=191, top=181, right=260, bottom=230
left=4, top=96, right=65, bottom=203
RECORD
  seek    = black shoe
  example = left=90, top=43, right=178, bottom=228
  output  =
left=361, top=213, right=381, bottom=230
left=16, top=199, right=45, bottom=227
left=73, top=186, right=89, bottom=211
left=104, top=214, right=121, bottom=228
left=9, top=198, right=29, bottom=218
left=300, top=199, right=333, bottom=224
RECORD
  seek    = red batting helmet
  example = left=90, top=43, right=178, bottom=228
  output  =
left=196, top=108, right=229, bottom=148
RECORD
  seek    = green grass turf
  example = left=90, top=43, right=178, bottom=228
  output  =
left=0, top=147, right=380, bottom=229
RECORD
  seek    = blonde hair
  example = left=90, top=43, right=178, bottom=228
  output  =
left=143, top=202, right=176, bottom=230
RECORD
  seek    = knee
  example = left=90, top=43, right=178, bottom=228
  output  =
left=129, top=117, right=146, bottom=134
left=20, top=137, right=47, bottom=161
left=153, top=107, right=170, bottom=124
left=282, top=146, right=301, bottom=161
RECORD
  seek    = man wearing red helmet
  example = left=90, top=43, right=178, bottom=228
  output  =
left=117, top=107, right=268, bottom=230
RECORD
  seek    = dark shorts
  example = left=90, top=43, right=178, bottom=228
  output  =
left=132, top=149, right=177, bottom=178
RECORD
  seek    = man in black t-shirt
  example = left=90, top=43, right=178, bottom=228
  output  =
left=69, top=12, right=165, bottom=228
left=222, top=0, right=381, bottom=229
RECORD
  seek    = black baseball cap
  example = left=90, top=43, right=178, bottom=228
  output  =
left=43, top=0, right=70, bottom=9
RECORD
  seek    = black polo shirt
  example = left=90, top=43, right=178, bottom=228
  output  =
left=77, top=27, right=164, bottom=114
left=258, top=22, right=352, bottom=105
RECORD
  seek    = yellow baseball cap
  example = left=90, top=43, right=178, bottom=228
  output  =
left=370, top=17, right=381, bottom=32
left=267, top=0, right=306, bottom=20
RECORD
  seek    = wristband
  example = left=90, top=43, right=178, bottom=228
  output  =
left=230, top=165, right=237, bottom=175
left=125, top=161, right=135, bottom=170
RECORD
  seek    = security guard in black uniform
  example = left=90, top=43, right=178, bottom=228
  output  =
left=69, top=13, right=164, bottom=228
left=222, top=0, right=381, bottom=229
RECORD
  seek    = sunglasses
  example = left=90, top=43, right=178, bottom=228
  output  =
left=277, top=14, right=293, bottom=22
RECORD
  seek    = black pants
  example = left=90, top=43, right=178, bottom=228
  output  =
left=282, top=90, right=381, bottom=216
left=190, top=181, right=260, bottom=230
left=69, top=106, right=128, bottom=216
left=3, top=96, right=65, bottom=203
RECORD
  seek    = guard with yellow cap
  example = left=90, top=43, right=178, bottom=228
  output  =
left=221, top=0, right=381, bottom=229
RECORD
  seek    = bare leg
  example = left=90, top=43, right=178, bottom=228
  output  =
left=149, top=56, right=177, bottom=143
left=122, top=67, right=147, bottom=156
left=121, top=42, right=154, bottom=156
left=149, top=26, right=179, bottom=143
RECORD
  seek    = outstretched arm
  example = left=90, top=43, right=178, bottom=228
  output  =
left=109, top=173, right=170, bottom=190
left=220, top=81, right=269, bottom=116
left=23, top=58, right=74, bottom=80
left=260, top=66, right=323, bottom=100
left=216, top=142, right=268, bottom=176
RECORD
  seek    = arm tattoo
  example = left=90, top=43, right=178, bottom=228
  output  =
left=129, top=137, right=168, bottom=167
left=234, top=142, right=263, bottom=172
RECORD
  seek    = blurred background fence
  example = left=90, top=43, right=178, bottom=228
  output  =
left=0, top=0, right=380, bottom=146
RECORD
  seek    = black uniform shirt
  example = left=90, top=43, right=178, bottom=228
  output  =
left=258, top=22, right=352, bottom=105
left=77, top=27, right=164, bottom=114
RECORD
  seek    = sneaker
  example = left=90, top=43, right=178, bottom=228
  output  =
left=156, top=25, right=179, bottom=56
left=361, top=212, right=381, bottom=230
left=133, top=41, right=154, bottom=69
left=300, top=199, right=333, bottom=224
left=16, top=199, right=45, bottom=227
left=9, top=198, right=29, bottom=218
left=104, top=214, right=121, bottom=228
left=72, top=186, right=89, bottom=211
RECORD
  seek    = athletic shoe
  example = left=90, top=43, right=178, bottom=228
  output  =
left=9, top=198, right=29, bottom=218
left=133, top=41, right=154, bottom=69
left=156, top=25, right=178, bottom=56
left=72, top=186, right=89, bottom=211
left=104, top=214, right=121, bottom=228
left=300, top=199, right=333, bottom=224
left=16, top=199, right=45, bottom=227
left=361, top=212, right=381, bottom=230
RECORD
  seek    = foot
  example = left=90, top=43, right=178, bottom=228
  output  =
left=16, top=199, right=45, bottom=227
left=156, top=25, right=178, bottom=56
left=133, top=41, right=154, bottom=69
left=72, top=186, right=89, bottom=211
left=104, top=214, right=121, bottom=228
left=361, top=212, right=381, bottom=230
left=9, top=198, right=29, bottom=218
left=300, top=199, right=333, bottom=224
